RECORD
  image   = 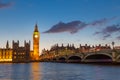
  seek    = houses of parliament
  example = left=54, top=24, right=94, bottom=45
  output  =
left=0, top=24, right=40, bottom=62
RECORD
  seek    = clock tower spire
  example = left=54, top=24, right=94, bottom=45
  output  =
left=33, top=23, right=40, bottom=60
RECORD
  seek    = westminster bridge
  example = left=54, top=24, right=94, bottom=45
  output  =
left=40, top=49, right=120, bottom=63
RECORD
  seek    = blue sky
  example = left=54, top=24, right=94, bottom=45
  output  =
left=0, top=0, right=120, bottom=53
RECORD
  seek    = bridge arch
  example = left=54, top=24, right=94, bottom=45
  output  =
left=68, top=56, right=82, bottom=60
left=58, top=57, right=66, bottom=60
left=53, top=58, right=57, bottom=61
left=84, top=53, right=112, bottom=62
left=67, top=56, right=82, bottom=63
left=58, top=57, right=66, bottom=62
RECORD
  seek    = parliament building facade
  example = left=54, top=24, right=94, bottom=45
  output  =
left=0, top=24, right=40, bottom=62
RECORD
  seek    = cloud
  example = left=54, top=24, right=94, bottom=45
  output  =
left=43, top=17, right=118, bottom=34
left=94, top=24, right=120, bottom=40
left=100, top=24, right=120, bottom=34
left=0, top=1, right=13, bottom=9
left=103, top=34, right=111, bottom=40
left=93, top=31, right=100, bottom=35
left=90, top=17, right=117, bottom=26
left=43, top=21, right=87, bottom=34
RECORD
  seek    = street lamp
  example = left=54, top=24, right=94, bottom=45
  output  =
left=112, top=41, right=116, bottom=62
left=112, top=42, right=115, bottom=49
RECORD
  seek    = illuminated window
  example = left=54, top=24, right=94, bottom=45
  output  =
left=14, top=56, right=16, bottom=59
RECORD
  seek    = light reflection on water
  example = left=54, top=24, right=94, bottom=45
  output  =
left=0, top=62, right=120, bottom=80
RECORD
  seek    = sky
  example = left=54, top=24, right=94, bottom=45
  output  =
left=0, top=0, right=120, bottom=53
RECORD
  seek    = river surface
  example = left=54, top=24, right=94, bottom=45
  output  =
left=0, top=62, right=120, bottom=80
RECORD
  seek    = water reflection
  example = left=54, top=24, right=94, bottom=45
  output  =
left=30, top=62, right=41, bottom=80
left=0, top=63, right=120, bottom=80
left=10, top=63, right=41, bottom=80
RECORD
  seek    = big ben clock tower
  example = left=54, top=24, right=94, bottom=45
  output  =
left=33, top=24, right=40, bottom=60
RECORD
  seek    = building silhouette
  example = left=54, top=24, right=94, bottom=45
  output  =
left=0, top=24, right=40, bottom=62
left=12, top=40, right=30, bottom=62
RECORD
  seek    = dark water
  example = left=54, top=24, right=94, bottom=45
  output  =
left=0, top=62, right=120, bottom=80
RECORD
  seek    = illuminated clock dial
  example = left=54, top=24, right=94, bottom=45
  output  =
left=35, top=35, right=38, bottom=38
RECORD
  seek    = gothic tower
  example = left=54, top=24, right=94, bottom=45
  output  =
left=33, top=24, right=40, bottom=60
left=6, top=40, right=9, bottom=49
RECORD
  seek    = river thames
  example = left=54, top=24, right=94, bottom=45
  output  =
left=0, top=62, right=120, bottom=80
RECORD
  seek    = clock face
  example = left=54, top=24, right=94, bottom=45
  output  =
left=34, top=35, right=38, bottom=38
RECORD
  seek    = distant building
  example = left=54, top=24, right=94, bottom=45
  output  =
left=94, top=44, right=111, bottom=51
left=0, top=41, right=12, bottom=62
left=79, top=44, right=91, bottom=53
left=12, top=40, right=30, bottom=62
left=0, top=24, right=40, bottom=62
left=114, top=46, right=120, bottom=49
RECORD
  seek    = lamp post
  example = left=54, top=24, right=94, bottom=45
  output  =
left=112, top=41, right=115, bottom=49
left=112, top=42, right=116, bottom=62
